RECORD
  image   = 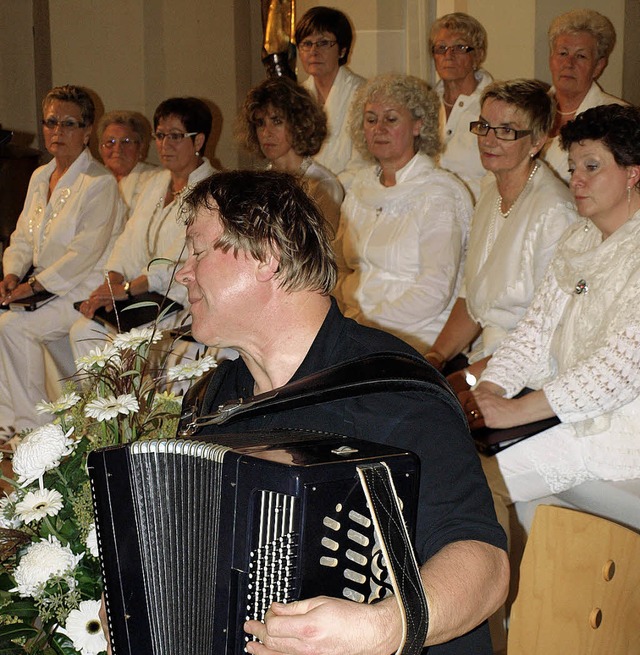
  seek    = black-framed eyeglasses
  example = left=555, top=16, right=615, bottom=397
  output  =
left=298, top=39, right=337, bottom=52
left=469, top=121, right=532, bottom=141
left=431, top=44, right=475, bottom=56
left=152, top=131, right=198, bottom=142
left=100, top=137, right=141, bottom=149
left=42, top=118, right=86, bottom=130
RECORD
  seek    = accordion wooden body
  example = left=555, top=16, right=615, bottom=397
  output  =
left=88, top=430, right=420, bottom=655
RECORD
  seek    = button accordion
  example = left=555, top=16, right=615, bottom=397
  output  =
left=89, top=430, right=421, bottom=655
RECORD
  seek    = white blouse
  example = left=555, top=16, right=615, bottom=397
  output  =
left=106, top=158, right=216, bottom=306
left=335, top=152, right=472, bottom=351
left=462, top=161, right=577, bottom=361
left=303, top=66, right=366, bottom=189
left=436, top=69, right=493, bottom=203
left=3, top=148, right=124, bottom=299
left=544, top=82, right=627, bottom=183
left=481, top=212, right=640, bottom=488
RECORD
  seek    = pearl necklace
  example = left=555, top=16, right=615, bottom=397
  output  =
left=496, top=162, right=539, bottom=218
left=442, top=97, right=455, bottom=108
left=557, top=108, right=578, bottom=116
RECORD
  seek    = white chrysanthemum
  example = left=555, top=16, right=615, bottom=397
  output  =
left=0, top=492, right=23, bottom=529
left=11, top=536, right=83, bottom=598
left=12, top=424, right=75, bottom=486
left=84, top=394, right=139, bottom=422
left=167, top=355, right=218, bottom=382
left=112, top=326, right=163, bottom=350
left=85, top=524, right=99, bottom=558
left=75, top=343, right=119, bottom=372
left=35, top=392, right=82, bottom=415
left=59, top=599, right=107, bottom=655
left=15, top=488, right=63, bottom=524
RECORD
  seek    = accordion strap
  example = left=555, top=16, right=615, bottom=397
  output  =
left=357, top=462, right=429, bottom=655
left=179, top=352, right=460, bottom=435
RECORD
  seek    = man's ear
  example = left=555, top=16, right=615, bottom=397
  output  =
left=256, top=253, right=280, bottom=282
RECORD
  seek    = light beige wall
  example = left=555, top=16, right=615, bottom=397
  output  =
left=0, top=0, right=635, bottom=169
left=30, top=0, right=249, bottom=169
left=0, top=1, right=38, bottom=147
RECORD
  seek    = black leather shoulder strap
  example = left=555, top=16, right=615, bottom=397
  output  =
left=179, top=352, right=461, bottom=436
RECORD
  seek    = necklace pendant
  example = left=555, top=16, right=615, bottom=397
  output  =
left=574, top=279, right=588, bottom=295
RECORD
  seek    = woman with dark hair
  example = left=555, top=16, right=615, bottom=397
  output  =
left=238, top=77, right=343, bottom=231
left=0, top=85, right=123, bottom=436
left=464, top=104, right=640, bottom=525
left=71, top=97, right=216, bottom=357
left=295, top=6, right=365, bottom=187
left=97, top=110, right=156, bottom=216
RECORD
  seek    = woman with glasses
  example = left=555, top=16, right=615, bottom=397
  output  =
left=0, top=85, right=123, bottom=437
left=71, top=96, right=216, bottom=358
left=97, top=110, right=156, bottom=216
left=427, top=80, right=577, bottom=389
left=295, top=6, right=365, bottom=189
left=544, top=10, right=626, bottom=183
left=238, top=77, right=344, bottom=232
left=334, top=74, right=472, bottom=353
left=430, top=12, right=493, bottom=203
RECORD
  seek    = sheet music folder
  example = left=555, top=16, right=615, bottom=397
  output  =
left=74, top=292, right=183, bottom=332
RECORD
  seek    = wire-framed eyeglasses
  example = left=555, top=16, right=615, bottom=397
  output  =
left=469, top=121, right=532, bottom=141
left=431, top=44, right=475, bottom=56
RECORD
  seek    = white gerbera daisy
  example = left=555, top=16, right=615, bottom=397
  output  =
left=11, top=535, right=83, bottom=598
left=84, top=394, right=140, bottom=422
left=35, top=392, right=82, bottom=415
left=86, top=524, right=99, bottom=558
left=75, top=343, right=119, bottom=372
left=59, top=599, right=107, bottom=655
left=167, top=355, right=218, bottom=382
left=12, top=424, right=75, bottom=486
left=112, top=326, right=163, bottom=350
left=15, top=488, right=63, bottom=524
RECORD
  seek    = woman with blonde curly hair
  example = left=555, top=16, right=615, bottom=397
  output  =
left=238, top=77, right=344, bottom=231
left=334, top=73, right=473, bottom=352
left=544, top=9, right=626, bottom=182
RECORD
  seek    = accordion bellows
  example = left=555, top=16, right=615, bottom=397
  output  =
left=89, top=430, right=419, bottom=655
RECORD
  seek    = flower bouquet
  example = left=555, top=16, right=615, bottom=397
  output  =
left=0, top=326, right=216, bottom=654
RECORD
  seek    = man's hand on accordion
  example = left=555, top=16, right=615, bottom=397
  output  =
left=244, top=595, right=401, bottom=655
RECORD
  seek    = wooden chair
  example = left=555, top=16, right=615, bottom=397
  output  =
left=508, top=504, right=640, bottom=655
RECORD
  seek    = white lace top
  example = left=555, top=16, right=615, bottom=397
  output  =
left=482, top=211, right=640, bottom=484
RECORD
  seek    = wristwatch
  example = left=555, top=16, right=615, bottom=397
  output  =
left=122, top=280, right=133, bottom=298
left=464, top=369, right=477, bottom=387
left=27, top=275, right=38, bottom=292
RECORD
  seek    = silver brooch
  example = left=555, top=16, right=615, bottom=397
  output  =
left=574, top=279, right=588, bottom=295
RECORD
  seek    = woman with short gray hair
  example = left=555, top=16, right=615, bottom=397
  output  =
left=544, top=9, right=626, bottom=182
left=429, top=12, right=493, bottom=202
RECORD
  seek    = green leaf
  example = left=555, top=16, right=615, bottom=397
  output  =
left=0, top=622, right=38, bottom=641
left=0, top=599, right=38, bottom=619
left=50, top=632, right=82, bottom=655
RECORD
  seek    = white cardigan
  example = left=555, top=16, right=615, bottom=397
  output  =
left=462, top=161, right=577, bottom=361
left=481, top=211, right=640, bottom=490
left=335, top=152, right=472, bottom=351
